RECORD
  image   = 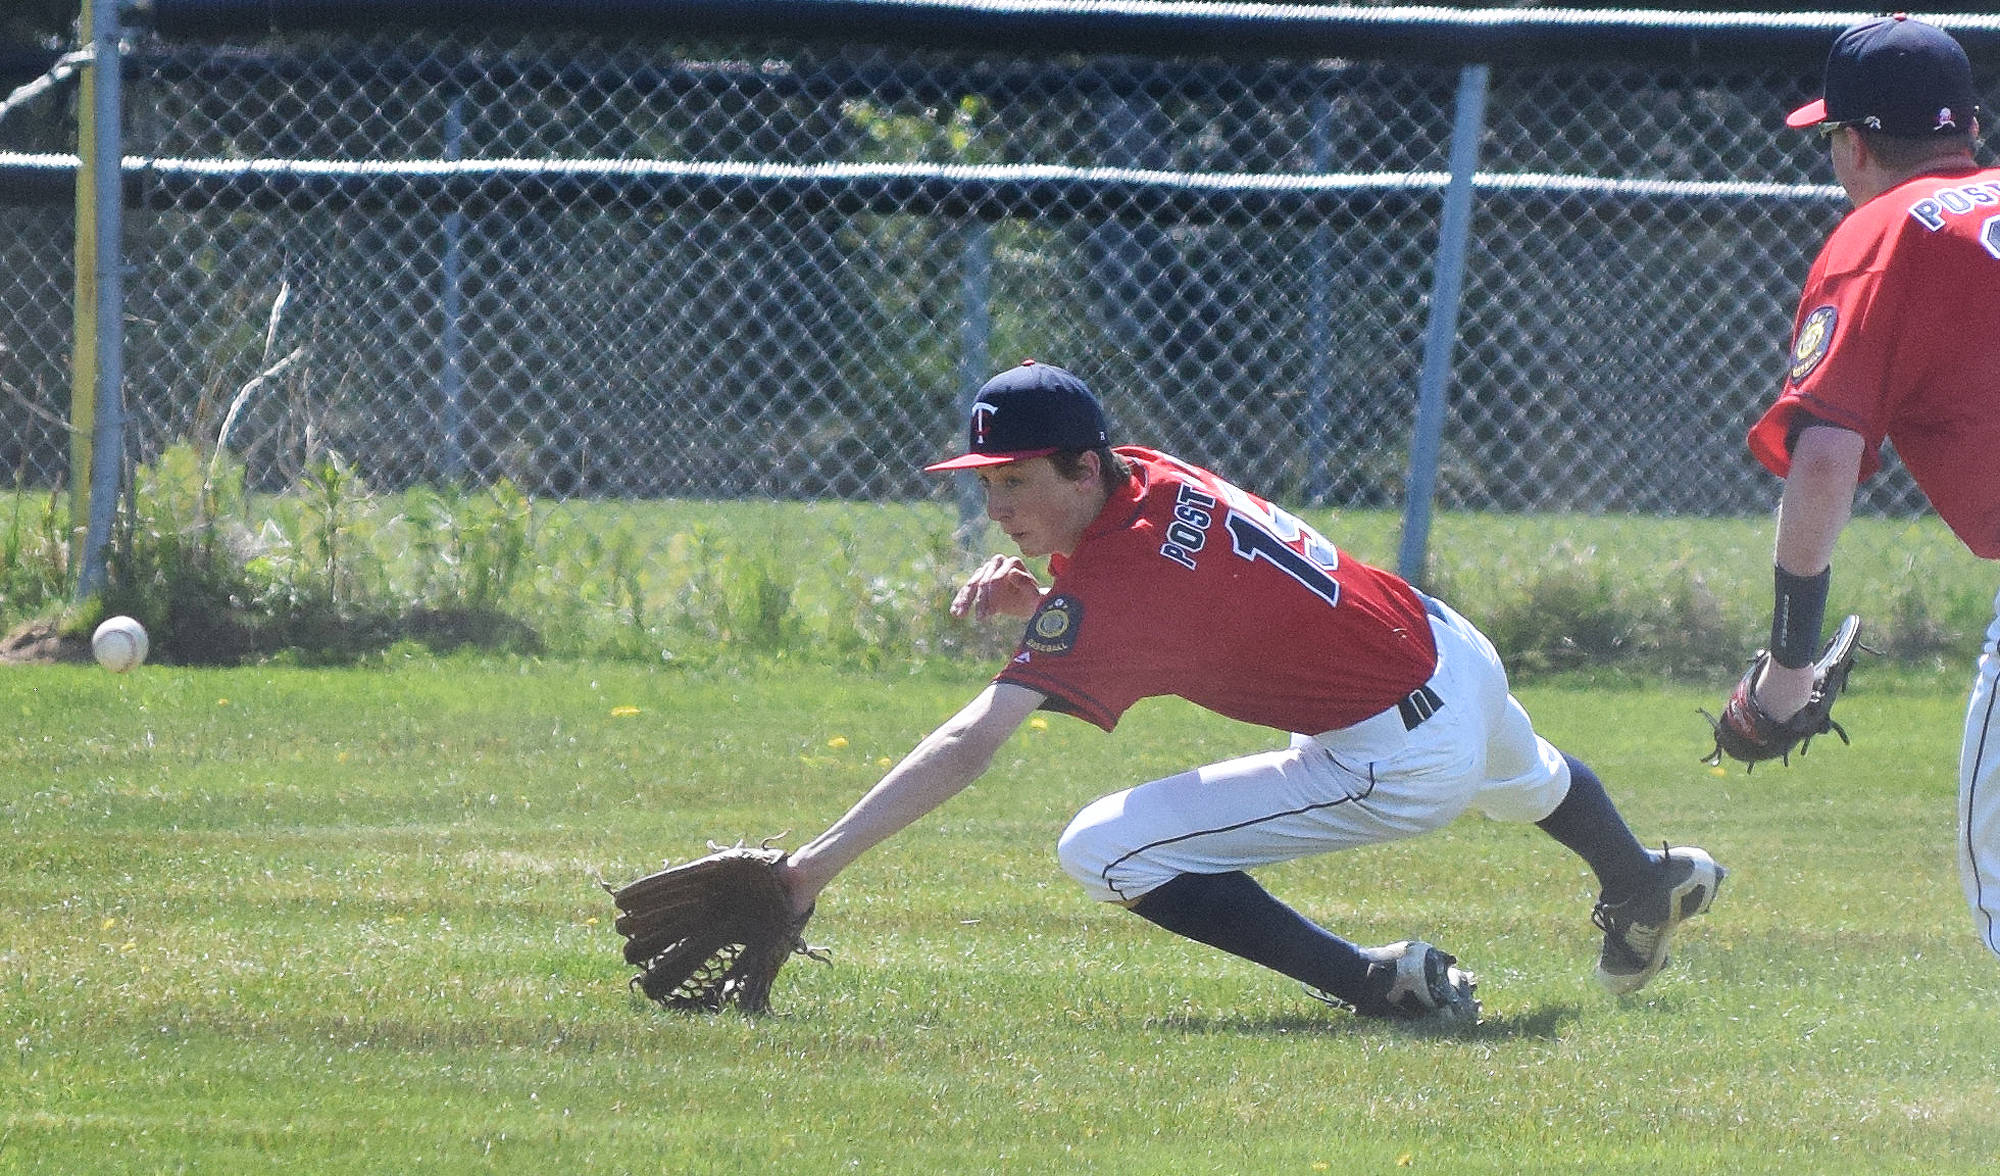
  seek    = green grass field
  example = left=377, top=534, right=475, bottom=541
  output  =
left=3, top=656, right=1995, bottom=1173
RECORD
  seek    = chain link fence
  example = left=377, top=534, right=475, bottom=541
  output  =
left=3, top=8, right=1995, bottom=606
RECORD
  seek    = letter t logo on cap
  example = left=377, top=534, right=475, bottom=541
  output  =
left=970, top=402, right=999, bottom=447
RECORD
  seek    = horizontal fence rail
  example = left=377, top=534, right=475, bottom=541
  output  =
left=0, top=152, right=1847, bottom=215
left=144, top=2, right=2000, bottom=63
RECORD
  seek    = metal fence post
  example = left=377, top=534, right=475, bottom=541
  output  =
left=439, top=91, right=468, bottom=482
left=73, top=0, right=126, bottom=600
left=953, top=217, right=992, bottom=546
left=1304, top=92, right=1335, bottom=505
left=1396, top=63, right=1488, bottom=587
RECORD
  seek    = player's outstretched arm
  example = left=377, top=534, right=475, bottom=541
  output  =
left=1756, top=425, right=1864, bottom=719
left=950, top=555, right=1047, bottom=621
left=781, top=682, right=1046, bottom=914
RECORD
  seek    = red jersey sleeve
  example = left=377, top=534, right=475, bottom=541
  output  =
left=1748, top=216, right=1899, bottom=480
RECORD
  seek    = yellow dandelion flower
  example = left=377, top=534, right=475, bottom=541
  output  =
left=216, top=698, right=230, bottom=706
left=100, top=917, right=117, bottom=931
left=1397, top=1155, right=1414, bottom=1167
left=1029, top=716, right=1049, bottom=731
left=611, top=705, right=641, bottom=717
left=876, top=756, right=893, bottom=768
left=827, top=736, right=849, bottom=749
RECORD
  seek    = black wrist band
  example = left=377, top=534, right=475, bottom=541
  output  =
left=1770, top=564, right=1830, bottom=669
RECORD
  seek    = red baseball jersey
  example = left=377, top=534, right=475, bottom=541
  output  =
left=994, top=448, right=1438, bottom=733
left=1748, top=164, right=2000, bottom=559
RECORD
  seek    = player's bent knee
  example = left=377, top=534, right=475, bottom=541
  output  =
left=1056, top=795, right=1132, bottom=903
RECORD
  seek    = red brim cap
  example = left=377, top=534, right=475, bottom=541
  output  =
left=1786, top=98, right=1828, bottom=128
left=923, top=447, right=1059, bottom=472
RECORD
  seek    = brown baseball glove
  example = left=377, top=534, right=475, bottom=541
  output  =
left=1702, top=614, right=1866, bottom=771
left=605, top=841, right=825, bottom=1013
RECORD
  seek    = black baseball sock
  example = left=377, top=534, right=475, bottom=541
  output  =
left=1535, top=754, right=1657, bottom=901
left=1127, top=869, right=1373, bottom=1004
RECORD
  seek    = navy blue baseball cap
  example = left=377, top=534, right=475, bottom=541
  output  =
left=1787, top=14, right=1981, bottom=136
left=924, top=360, right=1111, bottom=471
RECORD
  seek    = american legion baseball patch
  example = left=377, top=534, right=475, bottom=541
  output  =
left=1789, top=304, right=1836, bottom=384
left=1024, top=594, right=1082, bottom=655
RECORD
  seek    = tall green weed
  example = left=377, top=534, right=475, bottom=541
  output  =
left=0, top=482, right=69, bottom=618
left=4, top=467, right=1989, bottom=675
left=99, top=442, right=265, bottom=660
left=405, top=479, right=535, bottom=613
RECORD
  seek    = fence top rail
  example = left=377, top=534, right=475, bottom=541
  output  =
left=0, top=148, right=1847, bottom=216
left=140, top=2, right=2000, bottom=66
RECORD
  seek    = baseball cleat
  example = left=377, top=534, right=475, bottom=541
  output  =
left=1310, top=939, right=1480, bottom=1026
left=1592, top=845, right=1726, bottom=995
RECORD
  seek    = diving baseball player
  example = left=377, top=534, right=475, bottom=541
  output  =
left=776, top=360, right=1724, bottom=1022
left=1726, top=15, right=2000, bottom=958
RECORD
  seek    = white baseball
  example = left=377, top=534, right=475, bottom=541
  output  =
left=92, top=615, right=149, bottom=673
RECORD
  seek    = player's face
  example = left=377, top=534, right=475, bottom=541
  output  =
left=977, top=456, right=1103, bottom=558
left=1827, top=126, right=1868, bottom=206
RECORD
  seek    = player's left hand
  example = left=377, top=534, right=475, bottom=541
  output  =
left=950, top=555, right=1045, bottom=621
left=1750, top=659, right=1815, bottom=721
left=605, top=841, right=827, bottom=1014
left=1701, top=614, right=1866, bottom=770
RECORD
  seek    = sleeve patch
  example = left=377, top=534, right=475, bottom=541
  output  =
left=1023, top=594, right=1082, bottom=655
left=1788, top=305, right=1837, bottom=384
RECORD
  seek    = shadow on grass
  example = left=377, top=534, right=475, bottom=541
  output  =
left=1157, top=1002, right=1581, bottom=1041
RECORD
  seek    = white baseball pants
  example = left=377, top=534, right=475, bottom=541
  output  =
left=1960, top=583, right=2000, bottom=959
left=1057, top=597, right=1572, bottom=904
